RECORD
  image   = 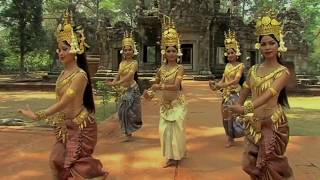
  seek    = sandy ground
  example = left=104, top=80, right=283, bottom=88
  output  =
left=0, top=81, right=319, bottom=180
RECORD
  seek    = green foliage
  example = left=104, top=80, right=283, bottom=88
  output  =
left=307, top=31, right=320, bottom=74
left=0, top=39, right=7, bottom=72
left=3, top=50, right=51, bottom=72
left=239, top=0, right=290, bottom=22
left=95, top=81, right=115, bottom=118
left=291, top=0, right=320, bottom=43
left=100, top=0, right=137, bottom=25
left=25, top=51, right=51, bottom=71
left=0, top=0, right=44, bottom=75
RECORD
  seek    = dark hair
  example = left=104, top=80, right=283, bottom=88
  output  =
left=134, top=72, right=139, bottom=82
left=63, top=41, right=95, bottom=113
left=259, top=34, right=290, bottom=108
left=224, top=48, right=245, bottom=85
left=76, top=53, right=96, bottom=113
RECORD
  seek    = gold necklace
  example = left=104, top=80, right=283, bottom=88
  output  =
left=161, top=65, right=179, bottom=82
left=120, top=60, right=135, bottom=72
left=56, top=68, right=80, bottom=89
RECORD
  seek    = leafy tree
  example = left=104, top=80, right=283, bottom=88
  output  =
left=0, top=0, right=44, bottom=76
left=100, top=0, right=137, bottom=26
left=291, top=0, right=320, bottom=43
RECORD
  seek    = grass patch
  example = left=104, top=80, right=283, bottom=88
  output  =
left=95, top=98, right=117, bottom=122
left=0, top=91, right=116, bottom=126
left=287, top=96, right=320, bottom=136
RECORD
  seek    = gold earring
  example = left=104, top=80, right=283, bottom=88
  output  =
left=162, top=57, right=167, bottom=63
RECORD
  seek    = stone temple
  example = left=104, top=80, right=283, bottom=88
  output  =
left=93, top=0, right=308, bottom=86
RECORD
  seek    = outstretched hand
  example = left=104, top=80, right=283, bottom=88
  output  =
left=18, top=105, right=37, bottom=120
left=209, top=80, right=220, bottom=91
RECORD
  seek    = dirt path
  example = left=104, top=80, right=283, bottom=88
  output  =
left=0, top=81, right=319, bottom=180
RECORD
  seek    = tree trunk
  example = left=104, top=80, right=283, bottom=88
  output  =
left=20, top=48, right=25, bottom=76
left=19, top=27, right=26, bottom=76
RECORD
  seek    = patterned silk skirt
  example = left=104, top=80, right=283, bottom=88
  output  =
left=222, top=91, right=243, bottom=138
left=49, top=110, right=108, bottom=180
left=242, top=107, right=294, bottom=180
left=118, top=83, right=143, bottom=135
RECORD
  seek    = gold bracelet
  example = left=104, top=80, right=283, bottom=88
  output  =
left=35, top=110, right=47, bottom=121
left=242, top=82, right=249, bottom=89
left=149, top=90, right=155, bottom=98
left=268, top=87, right=278, bottom=97
left=243, top=101, right=254, bottom=115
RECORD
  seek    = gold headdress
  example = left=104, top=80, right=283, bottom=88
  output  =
left=224, top=29, right=241, bottom=56
left=161, top=16, right=182, bottom=60
left=121, top=31, right=138, bottom=55
left=255, top=9, right=287, bottom=52
left=56, top=9, right=89, bottom=54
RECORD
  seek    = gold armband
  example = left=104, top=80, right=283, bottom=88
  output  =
left=242, top=82, right=249, bottom=89
left=35, top=110, right=47, bottom=121
left=268, top=87, right=278, bottom=97
left=243, top=101, right=254, bottom=115
left=66, top=88, right=76, bottom=97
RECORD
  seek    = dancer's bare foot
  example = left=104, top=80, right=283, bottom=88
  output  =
left=225, top=138, right=235, bottom=148
left=163, top=159, right=178, bottom=168
left=120, top=134, right=132, bottom=142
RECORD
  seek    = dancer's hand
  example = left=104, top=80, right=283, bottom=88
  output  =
left=142, top=90, right=154, bottom=100
left=143, top=90, right=150, bottom=100
left=18, top=105, right=37, bottom=120
left=228, top=104, right=244, bottom=115
left=215, top=82, right=223, bottom=89
left=151, top=84, right=160, bottom=91
left=209, top=80, right=214, bottom=88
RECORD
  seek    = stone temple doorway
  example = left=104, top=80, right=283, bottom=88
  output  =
left=181, top=44, right=193, bottom=70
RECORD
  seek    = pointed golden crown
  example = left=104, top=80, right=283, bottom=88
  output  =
left=122, top=31, right=135, bottom=47
left=255, top=9, right=287, bottom=52
left=161, top=16, right=180, bottom=48
left=255, top=9, right=282, bottom=41
left=224, top=29, right=241, bottom=56
left=121, top=31, right=139, bottom=55
left=56, top=9, right=89, bottom=54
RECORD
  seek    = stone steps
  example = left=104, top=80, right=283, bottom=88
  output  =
left=0, top=82, right=55, bottom=91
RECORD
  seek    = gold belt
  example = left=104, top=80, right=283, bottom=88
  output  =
left=161, top=95, right=185, bottom=110
left=47, top=108, right=92, bottom=143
